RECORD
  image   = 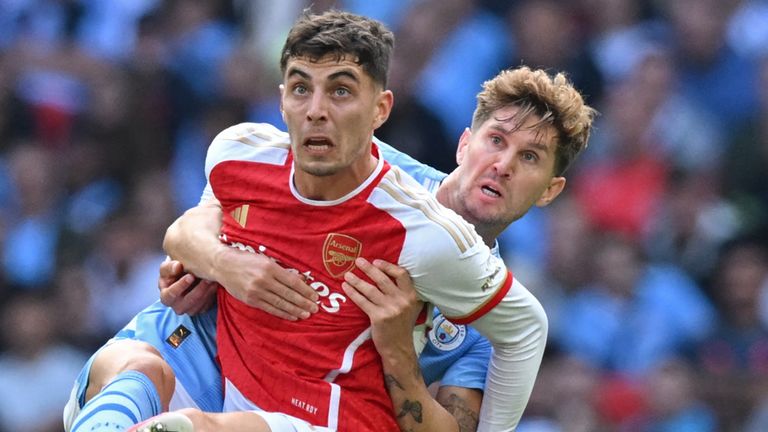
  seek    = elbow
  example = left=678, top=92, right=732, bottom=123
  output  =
left=527, top=295, right=548, bottom=344
left=163, top=215, right=185, bottom=258
left=486, top=281, right=549, bottom=352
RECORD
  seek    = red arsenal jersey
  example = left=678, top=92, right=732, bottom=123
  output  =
left=206, top=123, right=512, bottom=431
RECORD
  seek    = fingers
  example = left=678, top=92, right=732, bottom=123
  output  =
left=344, top=270, right=386, bottom=306
left=371, top=259, right=411, bottom=287
left=159, top=260, right=184, bottom=279
left=353, top=258, right=396, bottom=295
left=266, top=288, right=314, bottom=320
left=225, top=254, right=318, bottom=319
left=342, top=281, right=377, bottom=316
left=275, top=271, right=319, bottom=312
left=180, top=280, right=218, bottom=315
left=160, top=273, right=197, bottom=307
left=252, top=290, right=311, bottom=321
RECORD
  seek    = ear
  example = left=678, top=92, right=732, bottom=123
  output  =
left=456, top=128, right=471, bottom=165
left=535, top=176, right=566, bottom=207
left=372, top=90, right=394, bottom=130
left=278, top=84, right=286, bottom=119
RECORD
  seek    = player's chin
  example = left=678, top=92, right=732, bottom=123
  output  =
left=471, top=206, right=509, bottom=226
left=300, top=161, right=340, bottom=177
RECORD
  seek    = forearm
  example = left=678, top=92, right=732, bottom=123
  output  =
left=469, top=279, right=549, bottom=431
left=382, top=347, right=461, bottom=432
left=163, top=200, right=230, bottom=282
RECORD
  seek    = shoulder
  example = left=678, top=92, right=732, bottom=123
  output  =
left=373, top=166, right=479, bottom=256
left=374, top=137, right=447, bottom=192
left=213, top=122, right=290, bottom=147
left=206, top=123, right=291, bottom=175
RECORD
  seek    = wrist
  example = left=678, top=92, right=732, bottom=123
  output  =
left=208, top=243, right=233, bottom=283
left=380, top=347, right=420, bottom=381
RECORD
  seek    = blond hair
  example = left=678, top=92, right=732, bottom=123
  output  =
left=471, top=66, right=597, bottom=176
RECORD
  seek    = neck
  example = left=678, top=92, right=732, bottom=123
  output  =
left=436, top=176, right=498, bottom=248
left=475, top=225, right=501, bottom=249
left=294, top=153, right=378, bottom=201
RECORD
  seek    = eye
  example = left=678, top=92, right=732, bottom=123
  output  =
left=292, top=84, right=308, bottom=95
left=334, top=87, right=350, bottom=97
left=522, top=151, right=539, bottom=162
left=490, top=135, right=503, bottom=146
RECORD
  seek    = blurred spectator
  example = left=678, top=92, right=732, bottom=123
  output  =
left=694, top=237, right=768, bottom=430
left=551, top=231, right=716, bottom=376
left=395, top=0, right=511, bottom=141
left=583, top=0, right=663, bottom=84
left=507, top=0, right=604, bottom=104
left=572, top=77, right=669, bottom=241
left=81, top=170, right=174, bottom=335
left=53, top=264, right=102, bottom=350
left=722, top=56, right=768, bottom=234
left=633, top=358, right=717, bottom=432
left=521, top=356, right=604, bottom=432
left=74, top=0, right=160, bottom=61
left=645, top=172, right=741, bottom=285
left=0, top=291, right=87, bottom=432
left=512, top=195, right=595, bottom=337
left=660, top=0, right=761, bottom=133
left=164, top=0, right=237, bottom=123
left=1, top=143, right=62, bottom=288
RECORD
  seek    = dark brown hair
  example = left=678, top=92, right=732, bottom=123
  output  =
left=472, top=66, right=598, bottom=176
left=280, top=10, right=395, bottom=88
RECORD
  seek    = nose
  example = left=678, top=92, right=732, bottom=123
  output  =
left=493, top=154, right=516, bottom=178
left=306, top=92, right=328, bottom=123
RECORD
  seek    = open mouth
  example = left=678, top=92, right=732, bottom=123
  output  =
left=481, top=185, right=501, bottom=198
left=304, top=137, right=333, bottom=152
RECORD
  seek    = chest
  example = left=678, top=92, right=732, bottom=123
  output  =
left=210, top=160, right=407, bottom=313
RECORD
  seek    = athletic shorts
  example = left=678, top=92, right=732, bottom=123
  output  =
left=63, top=301, right=223, bottom=431
left=224, top=379, right=335, bottom=432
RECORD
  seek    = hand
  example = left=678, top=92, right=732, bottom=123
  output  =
left=342, top=258, right=423, bottom=358
left=213, top=248, right=319, bottom=321
left=159, top=260, right=217, bottom=316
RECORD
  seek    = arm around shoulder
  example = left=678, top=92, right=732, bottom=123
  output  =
left=163, top=199, right=231, bottom=282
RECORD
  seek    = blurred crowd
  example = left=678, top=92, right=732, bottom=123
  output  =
left=0, top=0, right=767, bottom=431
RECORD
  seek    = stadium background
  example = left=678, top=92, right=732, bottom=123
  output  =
left=0, top=0, right=767, bottom=430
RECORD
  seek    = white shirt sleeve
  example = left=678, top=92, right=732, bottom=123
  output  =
left=375, top=166, right=551, bottom=430
left=410, top=242, right=548, bottom=430
left=473, top=278, right=548, bottom=431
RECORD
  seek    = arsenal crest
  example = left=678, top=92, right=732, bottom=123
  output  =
left=323, top=233, right=362, bottom=278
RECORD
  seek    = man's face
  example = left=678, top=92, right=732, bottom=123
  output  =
left=451, top=105, right=566, bottom=231
left=280, top=55, right=392, bottom=180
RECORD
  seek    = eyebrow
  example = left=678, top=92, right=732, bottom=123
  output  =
left=285, top=67, right=360, bottom=84
left=527, top=141, right=551, bottom=154
left=488, top=124, right=552, bottom=154
left=328, top=69, right=360, bottom=83
left=286, top=67, right=310, bottom=81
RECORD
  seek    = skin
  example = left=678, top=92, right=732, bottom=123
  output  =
left=437, top=107, right=566, bottom=246
left=281, top=55, right=393, bottom=200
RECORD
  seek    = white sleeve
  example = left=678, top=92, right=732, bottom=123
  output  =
left=376, top=169, right=548, bottom=429
left=197, top=182, right=214, bottom=205
left=415, top=255, right=547, bottom=430
left=400, top=212, right=546, bottom=430
left=203, top=122, right=290, bottom=180
left=473, top=278, right=548, bottom=431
